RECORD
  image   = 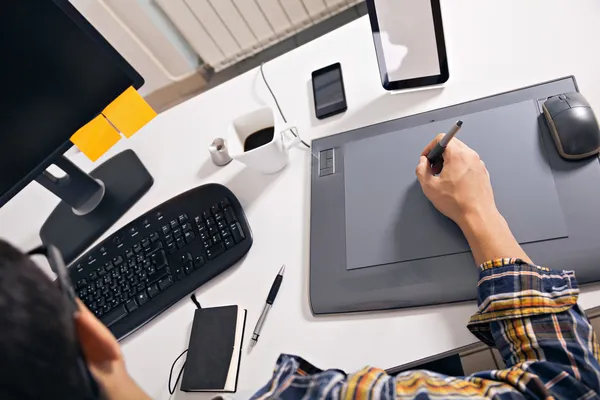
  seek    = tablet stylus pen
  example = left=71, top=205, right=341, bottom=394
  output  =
left=427, top=120, right=463, bottom=164
left=250, top=264, right=285, bottom=347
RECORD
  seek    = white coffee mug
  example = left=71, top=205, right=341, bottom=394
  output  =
left=227, top=107, right=299, bottom=174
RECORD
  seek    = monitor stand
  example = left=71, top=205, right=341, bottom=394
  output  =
left=38, top=149, right=153, bottom=264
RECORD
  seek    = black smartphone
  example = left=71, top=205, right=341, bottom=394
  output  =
left=311, top=62, right=347, bottom=119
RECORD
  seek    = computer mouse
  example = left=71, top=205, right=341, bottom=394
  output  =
left=542, top=92, right=600, bottom=160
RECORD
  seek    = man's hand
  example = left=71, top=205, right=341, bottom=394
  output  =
left=415, top=134, right=532, bottom=265
left=415, top=135, right=497, bottom=228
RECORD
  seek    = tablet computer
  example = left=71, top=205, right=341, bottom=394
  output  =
left=366, top=0, right=449, bottom=91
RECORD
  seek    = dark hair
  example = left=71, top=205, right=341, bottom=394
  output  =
left=0, top=240, right=88, bottom=399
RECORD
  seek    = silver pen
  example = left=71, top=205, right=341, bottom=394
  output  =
left=250, top=264, right=285, bottom=347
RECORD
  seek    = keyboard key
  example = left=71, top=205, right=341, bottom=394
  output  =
left=147, top=284, right=160, bottom=298
left=170, top=219, right=179, bottom=229
left=166, top=241, right=177, bottom=254
left=141, top=238, right=150, bottom=249
left=133, top=243, right=142, bottom=254
left=206, top=242, right=225, bottom=259
left=206, top=218, right=216, bottom=228
left=147, top=241, right=163, bottom=254
left=230, top=222, right=245, bottom=243
left=138, top=271, right=148, bottom=281
left=224, top=207, right=237, bottom=224
left=164, top=233, right=173, bottom=243
left=136, top=291, right=149, bottom=306
left=203, top=239, right=213, bottom=248
left=217, top=220, right=227, bottom=230
left=158, top=276, right=174, bottom=290
left=212, top=233, right=222, bottom=243
left=220, top=198, right=231, bottom=208
left=76, top=278, right=88, bottom=289
left=208, top=226, right=218, bottom=236
left=224, top=237, right=235, bottom=249
left=194, top=256, right=205, bottom=269
left=184, top=262, right=194, bottom=275
left=215, top=212, right=224, bottom=222
left=174, top=267, right=185, bottom=280
left=103, top=305, right=128, bottom=327
left=220, top=228, right=231, bottom=239
left=197, top=221, right=207, bottom=233
left=176, top=237, right=186, bottom=249
left=125, top=249, right=134, bottom=259
left=151, top=250, right=168, bottom=270
left=181, top=222, right=192, bottom=232
left=147, top=270, right=168, bottom=287
left=184, top=231, right=195, bottom=243
left=125, top=299, right=138, bottom=313
left=162, top=225, right=170, bottom=235
left=199, top=230, right=210, bottom=241
left=114, top=295, right=125, bottom=306
left=178, top=214, right=188, bottom=224
left=211, top=204, right=220, bottom=215
left=150, top=232, right=160, bottom=242
left=173, top=228, right=182, bottom=239
left=90, top=271, right=98, bottom=280
left=202, top=211, right=211, bottom=221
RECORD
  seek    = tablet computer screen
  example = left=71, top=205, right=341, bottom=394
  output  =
left=366, top=0, right=449, bottom=90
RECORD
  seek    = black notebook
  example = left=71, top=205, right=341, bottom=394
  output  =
left=181, top=305, right=247, bottom=393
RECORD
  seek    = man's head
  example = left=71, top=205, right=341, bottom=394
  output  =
left=0, top=240, right=149, bottom=400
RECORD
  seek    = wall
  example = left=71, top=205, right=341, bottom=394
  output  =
left=68, top=0, right=198, bottom=96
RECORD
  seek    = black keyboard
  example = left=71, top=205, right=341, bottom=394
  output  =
left=69, top=183, right=253, bottom=340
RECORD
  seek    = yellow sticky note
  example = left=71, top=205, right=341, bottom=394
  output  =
left=70, top=114, right=122, bottom=162
left=102, top=86, right=157, bottom=138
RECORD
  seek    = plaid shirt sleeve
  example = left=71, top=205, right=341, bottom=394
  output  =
left=252, top=259, right=600, bottom=399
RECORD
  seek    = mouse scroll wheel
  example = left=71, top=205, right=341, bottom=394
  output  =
left=559, top=94, right=567, bottom=101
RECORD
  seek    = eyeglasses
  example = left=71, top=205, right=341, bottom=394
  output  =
left=28, top=245, right=101, bottom=400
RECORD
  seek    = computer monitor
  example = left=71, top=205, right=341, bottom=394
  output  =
left=0, top=1, right=154, bottom=263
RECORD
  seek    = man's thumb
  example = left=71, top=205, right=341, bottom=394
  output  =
left=416, top=156, right=431, bottom=182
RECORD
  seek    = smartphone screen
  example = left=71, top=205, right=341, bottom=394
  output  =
left=312, top=63, right=347, bottom=119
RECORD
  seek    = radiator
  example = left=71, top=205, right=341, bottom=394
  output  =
left=156, top=0, right=363, bottom=71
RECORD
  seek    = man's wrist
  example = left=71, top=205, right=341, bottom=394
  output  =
left=457, top=206, right=533, bottom=265
left=458, top=206, right=504, bottom=237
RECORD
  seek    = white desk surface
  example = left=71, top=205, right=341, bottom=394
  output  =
left=2, top=0, right=600, bottom=398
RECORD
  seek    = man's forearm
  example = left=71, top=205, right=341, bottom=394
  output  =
left=459, top=208, right=532, bottom=266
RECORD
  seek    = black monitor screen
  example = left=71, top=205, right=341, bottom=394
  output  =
left=0, top=1, right=143, bottom=206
